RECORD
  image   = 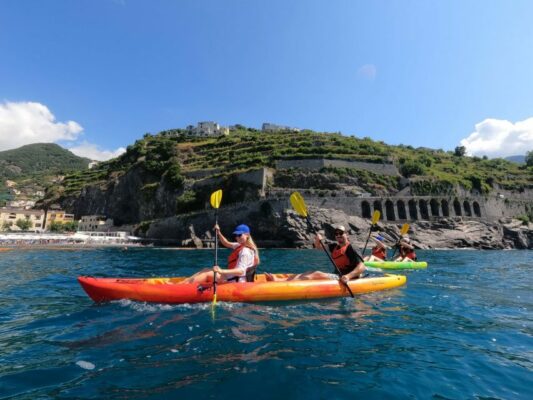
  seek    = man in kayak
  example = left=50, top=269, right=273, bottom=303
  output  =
left=364, top=234, right=388, bottom=262
left=266, top=224, right=365, bottom=283
left=394, top=236, right=417, bottom=262
left=180, top=224, right=260, bottom=284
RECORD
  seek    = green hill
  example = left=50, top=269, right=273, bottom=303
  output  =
left=56, top=127, right=532, bottom=199
left=0, top=143, right=90, bottom=178
left=0, top=143, right=90, bottom=206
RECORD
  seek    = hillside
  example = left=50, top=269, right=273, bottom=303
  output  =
left=0, top=143, right=90, bottom=178
left=0, top=143, right=90, bottom=206
left=39, top=126, right=532, bottom=225
left=505, top=155, right=525, bottom=164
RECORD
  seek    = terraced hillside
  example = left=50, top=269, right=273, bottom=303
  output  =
left=52, top=127, right=531, bottom=201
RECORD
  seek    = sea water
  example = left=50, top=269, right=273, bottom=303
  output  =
left=0, top=248, right=531, bottom=399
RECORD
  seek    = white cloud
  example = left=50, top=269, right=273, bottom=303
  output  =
left=460, top=118, right=533, bottom=158
left=68, top=141, right=126, bottom=161
left=0, top=100, right=124, bottom=161
left=0, top=101, right=83, bottom=151
left=357, top=64, right=377, bottom=80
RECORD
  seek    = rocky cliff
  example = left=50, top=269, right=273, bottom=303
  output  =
left=142, top=199, right=533, bottom=250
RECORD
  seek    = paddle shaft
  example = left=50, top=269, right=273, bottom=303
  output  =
left=305, top=216, right=355, bottom=298
left=213, top=209, right=219, bottom=299
left=361, top=226, right=374, bottom=256
left=390, top=241, right=401, bottom=260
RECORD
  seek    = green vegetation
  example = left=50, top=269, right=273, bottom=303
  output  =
left=49, top=221, right=78, bottom=232
left=526, top=150, right=533, bottom=167
left=0, top=143, right=90, bottom=204
left=0, top=143, right=89, bottom=179
left=15, top=218, right=32, bottom=231
left=46, top=126, right=532, bottom=207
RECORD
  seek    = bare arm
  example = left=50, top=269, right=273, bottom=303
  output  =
left=214, top=224, right=235, bottom=249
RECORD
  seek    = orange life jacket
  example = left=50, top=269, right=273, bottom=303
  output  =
left=400, top=245, right=417, bottom=260
left=227, top=245, right=259, bottom=282
left=331, top=243, right=354, bottom=275
left=372, top=245, right=387, bottom=260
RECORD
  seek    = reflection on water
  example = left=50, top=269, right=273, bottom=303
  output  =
left=0, top=248, right=531, bottom=399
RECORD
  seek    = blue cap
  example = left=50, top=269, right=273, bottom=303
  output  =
left=376, top=235, right=384, bottom=241
left=233, top=224, right=250, bottom=235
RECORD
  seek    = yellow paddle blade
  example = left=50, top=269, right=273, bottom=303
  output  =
left=400, top=223, right=409, bottom=235
left=212, top=294, right=217, bottom=305
left=371, top=210, right=381, bottom=224
left=290, top=192, right=308, bottom=218
left=210, top=189, right=222, bottom=209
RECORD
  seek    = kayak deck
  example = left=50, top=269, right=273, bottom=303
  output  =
left=78, top=273, right=407, bottom=304
left=364, top=261, right=428, bottom=270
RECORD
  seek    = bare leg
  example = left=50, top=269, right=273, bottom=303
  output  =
left=265, top=271, right=334, bottom=281
left=180, top=268, right=214, bottom=284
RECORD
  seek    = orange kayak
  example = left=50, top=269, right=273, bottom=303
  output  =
left=78, top=274, right=407, bottom=304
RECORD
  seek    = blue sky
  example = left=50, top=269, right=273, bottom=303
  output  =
left=1, top=0, right=532, bottom=159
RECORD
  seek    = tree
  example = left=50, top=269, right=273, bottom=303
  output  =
left=2, top=221, right=13, bottom=231
left=63, top=221, right=78, bottom=232
left=49, top=221, right=64, bottom=232
left=526, top=150, right=533, bottom=167
left=16, top=218, right=32, bottom=231
left=454, top=146, right=466, bottom=157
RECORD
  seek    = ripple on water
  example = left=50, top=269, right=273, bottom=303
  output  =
left=0, top=248, right=531, bottom=399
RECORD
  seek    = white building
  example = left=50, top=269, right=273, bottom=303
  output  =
left=262, top=122, right=301, bottom=133
left=78, top=215, right=114, bottom=232
left=186, top=122, right=229, bottom=137
left=6, top=200, right=36, bottom=209
left=88, top=161, right=99, bottom=169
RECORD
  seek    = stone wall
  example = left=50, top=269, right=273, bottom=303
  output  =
left=275, top=158, right=400, bottom=176
left=264, top=191, right=526, bottom=222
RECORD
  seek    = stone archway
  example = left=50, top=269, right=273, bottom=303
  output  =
left=464, top=201, right=472, bottom=217
left=441, top=199, right=450, bottom=217
left=373, top=200, right=383, bottom=220
left=361, top=201, right=371, bottom=219
left=408, top=199, right=418, bottom=220
left=397, top=200, right=407, bottom=220
left=473, top=201, right=481, bottom=217
left=385, top=200, right=396, bottom=221
left=419, top=199, right=429, bottom=220
left=430, top=198, right=440, bottom=217
left=453, top=199, right=462, bottom=216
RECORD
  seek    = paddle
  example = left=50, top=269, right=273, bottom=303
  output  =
left=390, top=223, right=410, bottom=260
left=361, top=210, right=381, bottom=257
left=210, top=189, right=222, bottom=305
left=290, top=192, right=354, bottom=298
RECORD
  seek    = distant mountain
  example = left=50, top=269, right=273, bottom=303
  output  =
left=0, top=143, right=90, bottom=179
left=505, top=155, right=525, bottom=164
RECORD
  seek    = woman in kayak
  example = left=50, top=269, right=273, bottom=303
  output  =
left=180, top=224, right=260, bottom=284
left=266, top=224, right=365, bottom=283
left=363, top=234, right=388, bottom=262
left=394, top=237, right=417, bottom=262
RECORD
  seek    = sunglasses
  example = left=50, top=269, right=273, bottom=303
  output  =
left=334, top=231, right=345, bottom=236
left=234, top=233, right=244, bottom=238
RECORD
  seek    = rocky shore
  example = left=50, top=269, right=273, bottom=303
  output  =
left=143, top=201, right=533, bottom=250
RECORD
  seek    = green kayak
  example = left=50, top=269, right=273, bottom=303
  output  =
left=364, top=261, right=428, bottom=270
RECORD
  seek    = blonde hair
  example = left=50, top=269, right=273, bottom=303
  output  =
left=244, top=235, right=260, bottom=265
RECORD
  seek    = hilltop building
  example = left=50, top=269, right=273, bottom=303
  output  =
left=262, top=122, right=301, bottom=133
left=186, top=122, right=229, bottom=137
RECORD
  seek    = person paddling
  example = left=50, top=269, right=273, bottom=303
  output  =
left=394, top=236, right=417, bottom=262
left=180, top=224, right=260, bottom=284
left=266, top=224, right=365, bottom=283
left=364, top=234, right=388, bottom=262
